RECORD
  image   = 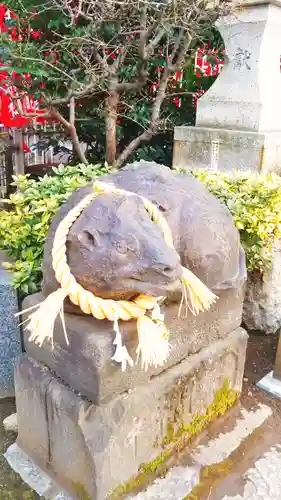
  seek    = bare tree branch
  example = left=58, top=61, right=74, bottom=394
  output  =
left=69, top=97, right=75, bottom=125
left=50, top=107, right=88, bottom=164
left=115, top=64, right=171, bottom=167
left=11, top=55, right=80, bottom=83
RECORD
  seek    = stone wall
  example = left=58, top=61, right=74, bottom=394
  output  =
left=0, top=252, right=22, bottom=398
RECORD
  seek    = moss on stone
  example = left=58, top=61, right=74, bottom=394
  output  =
left=107, top=379, right=238, bottom=499
left=164, top=378, right=238, bottom=446
left=71, top=482, right=92, bottom=500
left=161, top=422, right=175, bottom=447
left=184, top=458, right=233, bottom=499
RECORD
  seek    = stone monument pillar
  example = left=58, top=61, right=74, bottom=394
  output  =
left=173, top=0, right=281, bottom=173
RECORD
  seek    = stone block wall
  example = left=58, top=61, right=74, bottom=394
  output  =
left=0, top=252, right=22, bottom=398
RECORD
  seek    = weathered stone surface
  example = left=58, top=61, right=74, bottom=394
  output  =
left=243, top=245, right=281, bottom=334
left=5, top=397, right=273, bottom=500
left=130, top=465, right=200, bottom=500
left=42, top=162, right=246, bottom=302
left=3, top=412, right=18, bottom=433
left=0, top=251, right=22, bottom=398
left=4, top=443, right=61, bottom=498
left=23, top=283, right=245, bottom=403
left=14, top=327, right=248, bottom=500
left=173, top=127, right=281, bottom=174
left=15, top=358, right=53, bottom=469
left=222, top=445, right=281, bottom=500
left=196, top=3, right=281, bottom=133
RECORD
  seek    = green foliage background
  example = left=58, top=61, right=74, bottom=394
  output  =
left=1, top=164, right=281, bottom=296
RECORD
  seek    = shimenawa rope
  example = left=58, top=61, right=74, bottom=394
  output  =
left=21, top=181, right=217, bottom=371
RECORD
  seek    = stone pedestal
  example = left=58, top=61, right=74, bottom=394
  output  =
left=173, top=1, right=281, bottom=173
left=13, top=328, right=247, bottom=500
left=5, top=277, right=248, bottom=499
left=22, top=286, right=245, bottom=403
left=173, top=127, right=281, bottom=173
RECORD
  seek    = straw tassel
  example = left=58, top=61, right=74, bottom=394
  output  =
left=180, top=267, right=217, bottom=317
left=136, top=306, right=170, bottom=372
left=24, top=288, right=69, bottom=347
left=111, top=314, right=134, bottom=371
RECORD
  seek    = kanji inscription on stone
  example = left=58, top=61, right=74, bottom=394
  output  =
left=234, top=47, right=251, bottom=70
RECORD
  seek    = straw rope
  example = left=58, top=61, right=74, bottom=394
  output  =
left=51, top=181, right=174, bottom=321
left=23, top=180, right=217, bottom=371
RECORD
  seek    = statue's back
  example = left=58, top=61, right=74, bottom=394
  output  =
left=42, top=161, right=246, bottom=301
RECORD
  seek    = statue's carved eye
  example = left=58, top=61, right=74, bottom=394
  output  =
left=158, top=204, right=167, bottom=213
left=78, top=230, right=100, bottom=247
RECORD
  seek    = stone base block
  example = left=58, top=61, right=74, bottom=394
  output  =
left=14, top=327, right=247, bottom=500
left=22, top=285, right=244, bottom=404
left=4, top=443, right=66, bottom=499
left=0, top=252, right=22, bottom=398
left=257, top=371, right=281, bottom=400
left=173, top=126, right=281, bottom=174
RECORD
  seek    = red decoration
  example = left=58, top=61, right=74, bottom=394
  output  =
left=0, top=4, right=51, bottom=127
left=195, top=44, right=225, bottom=77
left=0, top=5, right=17, bottom=33
left=22, top=140, right=31, bottom=153
left=192, top=43, right=225, bottom=106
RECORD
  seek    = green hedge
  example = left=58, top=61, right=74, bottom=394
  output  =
left=1, top=165, right=281, bottom=295
left=191, top=169, right=281, bottom=273
left=0, top=164, right=112, bottom=295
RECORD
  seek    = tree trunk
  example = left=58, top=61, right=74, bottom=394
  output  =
left=105, top=89, right=119, bottom=167
left=49, top=107, right=88, bottom=164
left=69, top=124, right=88, bottom=165
left=115, top=129, right=153, bottom=169
left=115, top=69, right=170, bottom=169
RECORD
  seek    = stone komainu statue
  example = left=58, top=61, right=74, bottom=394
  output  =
left=42, top=161, right=246, bottom=304
left=13, top=163, right=248, bottom=500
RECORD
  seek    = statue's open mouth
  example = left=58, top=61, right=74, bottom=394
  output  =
left=126, top=277, right=182, bottom=297
left=74, top=276, right=182, bottom=301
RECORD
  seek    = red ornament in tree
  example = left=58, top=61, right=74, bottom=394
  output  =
left=0, top=4, right=51, bottom=128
